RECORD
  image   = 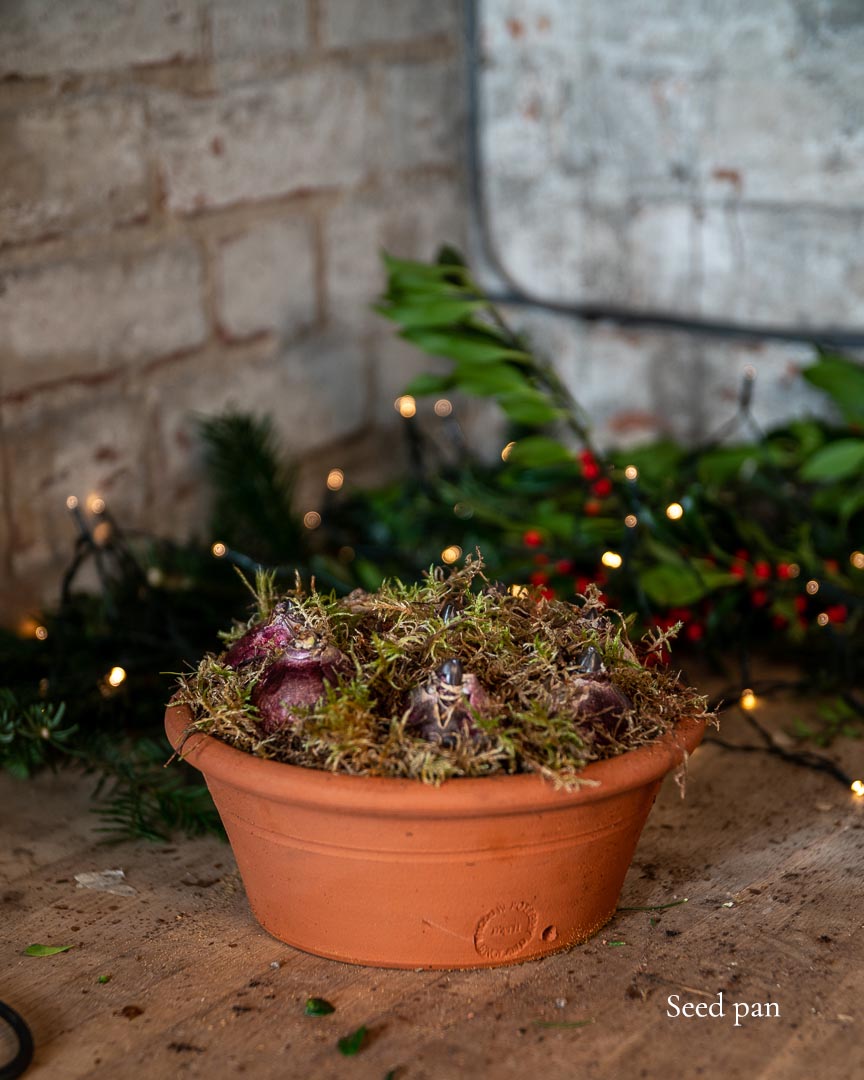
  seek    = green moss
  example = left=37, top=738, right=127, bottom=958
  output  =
left=173, top=555, right=711, bottom=785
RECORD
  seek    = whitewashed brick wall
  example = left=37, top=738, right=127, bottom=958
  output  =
left=0, top=0, right=467, bottom=620
left=476, top=0, right=861, bottom=445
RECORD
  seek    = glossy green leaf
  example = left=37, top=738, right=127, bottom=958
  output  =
left=802, top=352, right=864, bottom=423
left=506, top=437, right=575, bottom=469
left=453, top=363, right=530, bottom=396
left=800, top=439, right=864, bottom=482
left=400, top=327, right=530, bottom=364
left=496, top=390, right=562, bottom=425
left=382, top=252, right=468, bottom=282
left=337, top=1025, right=368, bottom=1056
left=25, top=943, right=73, bottom=956
left=640, top=564, right=739, bottom=606
left=376, top=299, right=483, bottom=328
left=402, top=373, right=456, bottom=397
left=305, top=997, right=335, bottom=1016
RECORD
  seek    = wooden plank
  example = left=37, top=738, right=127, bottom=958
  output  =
left=2, top=682, right=862, bottom=1079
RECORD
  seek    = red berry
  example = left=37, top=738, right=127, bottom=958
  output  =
left=530, top=571, right=549, bottom=587
left=685, top=622, right=704, bottom=642
left=735, top=548, right=750, bottom=561
left=826, top=604, right=848, bottom=623
left=591, top=477, right=612, bottom=498
left=730, top=562, right=747, bottom=578
left=539, top=586, right=555, bottom=601
left=555, top=558, right=574, bottom=575
left=777, top=563, right=792, bottom=580
left=578, top=450, right=596, bottom=466
left=582, top=462, right=600, bottom=481
left=753, top=561, right=771, bottom=580
left=575, top=576, right=591, bottom=595
left=584, top=499, right=602, bottom=516
left=751, top=589, right=769, bottom=608
left=523, top=530, right=543, bottom=548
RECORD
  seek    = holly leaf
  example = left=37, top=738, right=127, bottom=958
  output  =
left=25, top=943, right=73, bottom=956
left=305, top=997, right=335, bottom=1016
left=800, top=439, right=864, bottom=482
left=337, top=1025, right=368, bottom=1056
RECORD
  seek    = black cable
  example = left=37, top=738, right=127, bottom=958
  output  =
left=0, top=1001, right=34, bottom=1080
left=463, top=0, right=864, bottom=348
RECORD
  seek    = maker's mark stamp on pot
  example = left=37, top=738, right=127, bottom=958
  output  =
left=474, top=901, right=538, bottom=959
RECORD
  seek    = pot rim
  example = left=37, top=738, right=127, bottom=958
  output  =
left=165, top=704, right=706, bottom=817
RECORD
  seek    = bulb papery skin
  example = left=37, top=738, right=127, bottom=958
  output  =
left=251, top=645, right=347, bottom=734
left=405, top=660, right=491, bottom=746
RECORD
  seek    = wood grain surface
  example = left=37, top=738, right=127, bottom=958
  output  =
left=2, top=681, right=862, bottom=1079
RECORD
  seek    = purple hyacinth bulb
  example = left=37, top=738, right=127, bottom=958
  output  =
left=405, top=658, right=490, bottom=746
left=223, top=602, right=305, bottom=668
left=566, top=646, right=631, bottom=732
left=251, top=640, right=347, bottom=735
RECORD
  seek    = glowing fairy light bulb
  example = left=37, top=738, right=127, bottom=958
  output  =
left=601, top=551, right=623, bottom=569
left=805, top=579, right=819, bottom=595
left=508, top=584, right=530, bottom=598
left=816, top=612, right=829, bottom=627
left=665, top=502, right=684, bottom=521
left=739, top=689, right=757, bottom=711
left=87, top=494, right=106, bottom=514
left=501, top=441, right=516, bottom=462
left=35, top=625, right=48, bottom=641
left=66, top=495, right=79, bottom=510
left=434, top=398, right=453, bottom=417
left=211, top=541, right=227, bottom=558
left=303, top=511, right=322, bottom=530
left=395, top=395, right=416, bottom=418
left=851, top=551, right=864, bottom=570
left=624, top=514, right=638, bottom=529
left=326, top=468, right=344, bottom=491
left=108, top=666, right=127, bottom=687
left=851, top=780, right=864, bottom=797
left=624, top=465, right=638, bottom=481
left=441, top=545, right=462, bottom=564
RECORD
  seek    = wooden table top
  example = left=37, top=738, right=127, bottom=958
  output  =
left=2, top=680, right=862, bottom=1079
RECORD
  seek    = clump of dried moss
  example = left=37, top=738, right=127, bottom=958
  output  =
left=173, top=556, right=711, bottom=786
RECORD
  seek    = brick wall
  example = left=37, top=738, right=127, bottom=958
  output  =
left=0, top=0, right=468, bottom=621
left=477, top=0, right=856, bottom=446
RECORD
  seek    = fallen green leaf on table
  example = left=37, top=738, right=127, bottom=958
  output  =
left=24, top=943, right=73, bottom=956
left=337, top=1025, right=368, bottom=1056
left=607, top=940, right=627, bottom=947
left=97, top=974, right=112, bottom=984
left=305, top=997, right=335, bottom=1016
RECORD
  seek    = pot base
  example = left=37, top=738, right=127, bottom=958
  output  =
left=167, top=706, right=705, bottom=969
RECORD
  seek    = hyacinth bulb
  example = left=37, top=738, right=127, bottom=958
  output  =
left=565, top=646, right=631, bottom=732
left=224, top=601, right=307, bottom=668
left=251, top=642, right=346, bottom=734
left=405, top=658, right=490, bottom=746
left=223, top=602, right=347, bottom=734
